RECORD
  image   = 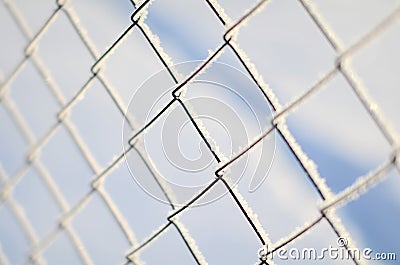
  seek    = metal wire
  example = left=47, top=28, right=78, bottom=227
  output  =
left=0, top=0, right=399, bottom=264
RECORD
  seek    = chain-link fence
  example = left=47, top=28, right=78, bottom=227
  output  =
left=0, top=0, right=399, bottom=264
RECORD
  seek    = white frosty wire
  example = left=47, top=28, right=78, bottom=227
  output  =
left=0, top=243, right=10, bottom=265
left=321, top=158, right=394, bottom=213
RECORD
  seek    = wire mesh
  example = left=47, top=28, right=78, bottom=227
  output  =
left=0, top=0, right=399, bottom=264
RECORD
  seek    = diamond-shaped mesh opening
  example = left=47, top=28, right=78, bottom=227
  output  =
left=68, top=0, right=134, bottom=53
left=179, top=180, right=262, bottom=264
left=34, top=11, right=94, bottom=101
left=71, top=193, right=131, bottom=265
left=69, top=78, right=125, bottom=168
left=42, top=230, right=83, bottom=265
left=100, top=28, right=167, bottom=108
left=104, top=148, right=172, bottom=242
left=236, top=0, right=336, bottom=104
left=286, top=74, right=391, bottom=193
left=8, top=61, right=59, bottom=139
left=144, top=0, right=225, bottom=62
left=39, top=126, right=93, bottom=206
left=137, top=226, right=201, bottom=265
left=12, top=168, right=61, bottom=239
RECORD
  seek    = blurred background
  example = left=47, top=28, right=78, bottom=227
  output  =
left=0, top=0, right=399, bottom=264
